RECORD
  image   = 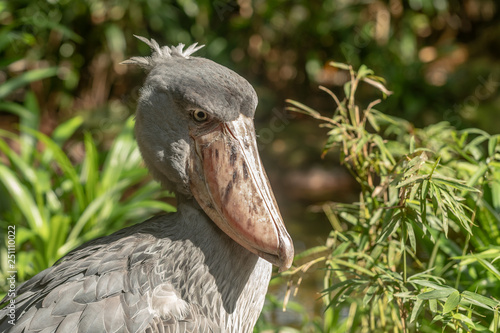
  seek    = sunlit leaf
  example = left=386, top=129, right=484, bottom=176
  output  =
left=443, top=290, right=460, bottom=314
left=418, top=288, right=456, bottom=300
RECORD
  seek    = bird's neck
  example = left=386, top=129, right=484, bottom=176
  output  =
left=171, top=195, right=272, bottom=331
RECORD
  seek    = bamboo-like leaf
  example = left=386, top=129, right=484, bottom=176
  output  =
left=396, top=174, right=427, bottom=189
left=286, top=99, right=321, bottom=118
left=406, top=219, right=417, bottom=253
left=377, top=213, right=401, bottom=242
left=433, top=177, right=479, bottom=193
left=452, top=313, right=475, bottom=328
left=429, top=299, right=438, bottom=313
left=410, top=298, right=424, bottom=323
left=443, top=290, right=460, bottom=314
left=489, top=135, right=499, bottom=157
left=363, top=284, right=378, bottom=306
left=475, top=257, right=500, bottom=280
left=462, top=291, right=499, bottom=310
left=466, top=163, right=488, bottom=188
left=373, top=135, right=395, bottom=165
left=418, top=288, right=456, bottom=300
left=410, top=279, right=448, bottom=290
left=293, top=246, right=329, bottom=261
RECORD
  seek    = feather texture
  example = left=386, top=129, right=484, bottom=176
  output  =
left=0, top=204, right=271, bottom=332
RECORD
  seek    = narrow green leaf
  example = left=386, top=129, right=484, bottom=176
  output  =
left=396, top=175, right=427, bottom=189
left=452, top=313, right=475, bottom=328
left=286, top=99, right=321, bottom=118
left=377, top=213, right=400, bottom=243
left=433, top=177, right=479, bottom=193
left=51, top=116, right=84, bottom=146
left=418, top=288, right=456, bottom=300
left=466, top=163, right=488, bottom=188
left=329, top=61, right=350, bottom=70
left=363, top=285, right=378, bottom=306
left=406, top=220, right=417, bottom=253
left=344, top=81, right=351, bottom=99
left=476, top=257, right=500, bottom=280
left=410, top=279, right=448, bottom=290
left=0, top=165, right=46, bottom=236
left=443, top=290, right=460, bottom=314
left=293, top=246, right=329, bottom=261
left=24, top=127, right=86, bottom=210
left=366, top=113, right=380, bottom=132
left=410, top=298, right=424, bottom=323
left=429, top=299, right=437, bottom=313
left=0, top=67, right=58, bottom=99
left=462, top=291, right=498, bottom=310
left=489, top=135, right=498, bottom=157
left=82, top=132, right=99, bottom=203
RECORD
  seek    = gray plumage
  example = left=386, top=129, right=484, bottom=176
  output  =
left=0, top=205, right=271, bottom=332
left=0, top=36, right=293, bottom=333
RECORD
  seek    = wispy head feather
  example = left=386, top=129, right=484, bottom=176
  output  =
left=121, top=35, right=204, bottom=70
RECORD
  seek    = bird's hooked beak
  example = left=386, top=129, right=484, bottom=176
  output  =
left=188, top=114, right=294, bottom=272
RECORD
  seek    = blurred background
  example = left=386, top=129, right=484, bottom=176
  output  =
left=1, top=0, right=499, bottom=330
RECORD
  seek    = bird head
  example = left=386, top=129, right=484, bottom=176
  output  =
left=123, top=36, right=293, bottom=272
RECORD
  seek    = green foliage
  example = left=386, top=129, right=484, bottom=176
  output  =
left=0, top=95, right=174, bottom=295
left=280, top=63, right=500, bottom=332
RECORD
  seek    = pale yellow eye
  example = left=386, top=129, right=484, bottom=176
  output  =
left=192, top=110, right=208, bottom=122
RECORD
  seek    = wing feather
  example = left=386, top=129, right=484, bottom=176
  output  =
left=0, top=217, right=224, bottom=333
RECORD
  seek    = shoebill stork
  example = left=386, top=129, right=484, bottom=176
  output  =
left=0, top=36, right=294, bottom=332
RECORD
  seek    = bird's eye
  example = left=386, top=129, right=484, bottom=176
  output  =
left=192, top=110, right=208, bottom=122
